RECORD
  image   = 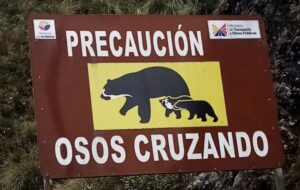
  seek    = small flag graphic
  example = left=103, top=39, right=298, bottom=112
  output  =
left=212, top=24, right=227, bottom=36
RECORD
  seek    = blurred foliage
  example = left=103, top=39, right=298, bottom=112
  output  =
left=0, top=148, right=42, bottom=190
left=54, top=177, right=123, bottom=190
left=0, top=0, right=299, bottom=189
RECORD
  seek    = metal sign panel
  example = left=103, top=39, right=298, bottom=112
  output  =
left=28, top=15, right=284, bottom=178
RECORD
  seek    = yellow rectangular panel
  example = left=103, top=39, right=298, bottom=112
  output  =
left=87, top=62, right=228, bottom=130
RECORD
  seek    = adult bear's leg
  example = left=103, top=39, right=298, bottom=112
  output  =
left=188, top=111, right=195, bottom=120
left=120, top=97, right=136, bottom=116
left=138, top=99, right=151, bottom=123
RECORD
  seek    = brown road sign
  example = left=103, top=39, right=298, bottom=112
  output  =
left=28, top=15, right=284, bottom=178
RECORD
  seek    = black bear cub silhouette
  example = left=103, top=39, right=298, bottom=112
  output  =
left=159, top=95, right=191, bottom=119
left=101, top=67, right=190, bottom=123
left=160, top=97, right=218, bottom=122
left=175, top=100, right=218, bottom=122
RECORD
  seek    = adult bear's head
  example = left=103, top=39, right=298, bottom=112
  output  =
left=101, top=79, right=133, bottom=100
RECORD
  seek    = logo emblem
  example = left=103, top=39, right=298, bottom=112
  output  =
left=208, top=20, right=261, bottom=39
left=33, top=19, right=56, bottom=39
left=38, top=21, right=51, bottom=31
left=212, top=24, right=227, bottom=36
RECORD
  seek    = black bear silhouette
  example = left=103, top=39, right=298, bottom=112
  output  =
left=159, top=95, right=192, bottom=119
left=101, top=67, right=190, bottom=123
left=174, top=100, right=218, bottom=122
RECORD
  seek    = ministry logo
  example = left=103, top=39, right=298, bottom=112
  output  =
left=33, top=19, right=56, bottom=39
left=208, top=20, right=261, bottom=39
left=38, top=21, right=51, bottom=31
left=212, top=24, right=227, bottom=37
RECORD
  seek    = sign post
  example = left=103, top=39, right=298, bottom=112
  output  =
left=28, top=15, right=284, bottom=179
left=274, top=168, right=285, bottom=190
left=43, top=178, right=53, bottom=190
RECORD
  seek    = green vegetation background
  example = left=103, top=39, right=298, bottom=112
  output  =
left=0, top=0, right=299, bottom=189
